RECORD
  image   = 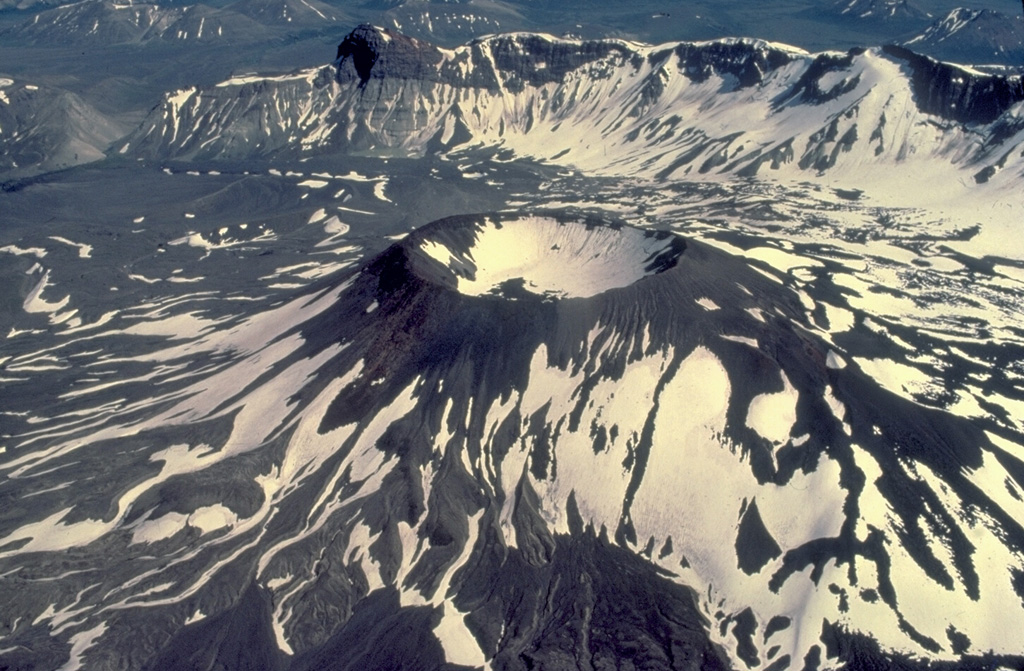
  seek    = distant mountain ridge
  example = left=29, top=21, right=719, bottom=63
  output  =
left=903, top=7, right=1024, bottom=66
left=0, top=0, right=266, bottom=44
left=226, top=0, right=349, bottom=25
left=832, top=0, right=930, bottom=21
left=0, top=0, right=351, bottom=45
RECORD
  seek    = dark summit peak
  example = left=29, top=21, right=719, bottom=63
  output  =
left=336, top=24, right=388, bottom=83
left=335, top=23, right=445, bottom=85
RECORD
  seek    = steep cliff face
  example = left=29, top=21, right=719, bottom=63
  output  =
left=483, top=32, right=641, bottom=91
left=664, top=39, right=798, bottom=88
left=122, top=24, right=1024, bottom=194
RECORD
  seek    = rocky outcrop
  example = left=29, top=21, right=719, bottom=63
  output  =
left=336, top=23, right=447, bottom=86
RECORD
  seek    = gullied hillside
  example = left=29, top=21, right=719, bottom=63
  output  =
left=0, top=77, right=129, bottom=178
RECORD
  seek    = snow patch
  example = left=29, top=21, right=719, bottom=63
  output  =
left=696, top=297, right=720, bottom=311
left=131, top=512, right=188, bottom=544
left=826, top=350, right=847, bottom=370
left=48, top=237, right=93, bottom=259
left=56, top=623, right=107, bottom=671
left=746, top=370, right=798, bottom=445
left=1, top=244, right=47, bottom=258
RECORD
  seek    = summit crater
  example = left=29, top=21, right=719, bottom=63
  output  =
left=406, top=213, right=686, bottom=300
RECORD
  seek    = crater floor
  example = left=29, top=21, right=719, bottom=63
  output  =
left=412, top=214, right=685, bottom=300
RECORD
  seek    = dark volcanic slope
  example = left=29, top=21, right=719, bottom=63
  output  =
left=1, top=212, right=1024, bottom=671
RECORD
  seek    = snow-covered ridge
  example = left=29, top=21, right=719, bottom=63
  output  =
left=123, top=24, right=1024, bottom=202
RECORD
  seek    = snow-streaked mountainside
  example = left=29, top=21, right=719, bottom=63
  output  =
left=377, top=0, right=519, bottom=47
left=3, top=210, right=1024, bottom=671
left=0, top=0, right=352, bottom=46
left=225, top=0, right=349, bottom=27
left=832, top=0, right=929, bottom=22
left=123, top=25, right=1024, bottom=210
left=903, top=8, right=1024, bottom=67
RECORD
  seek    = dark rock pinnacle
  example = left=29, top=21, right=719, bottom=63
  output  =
left=336, top=23, right=385, bottom=84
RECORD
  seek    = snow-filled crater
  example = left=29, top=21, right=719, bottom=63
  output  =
left=414, top=215, right=685, bottom=300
